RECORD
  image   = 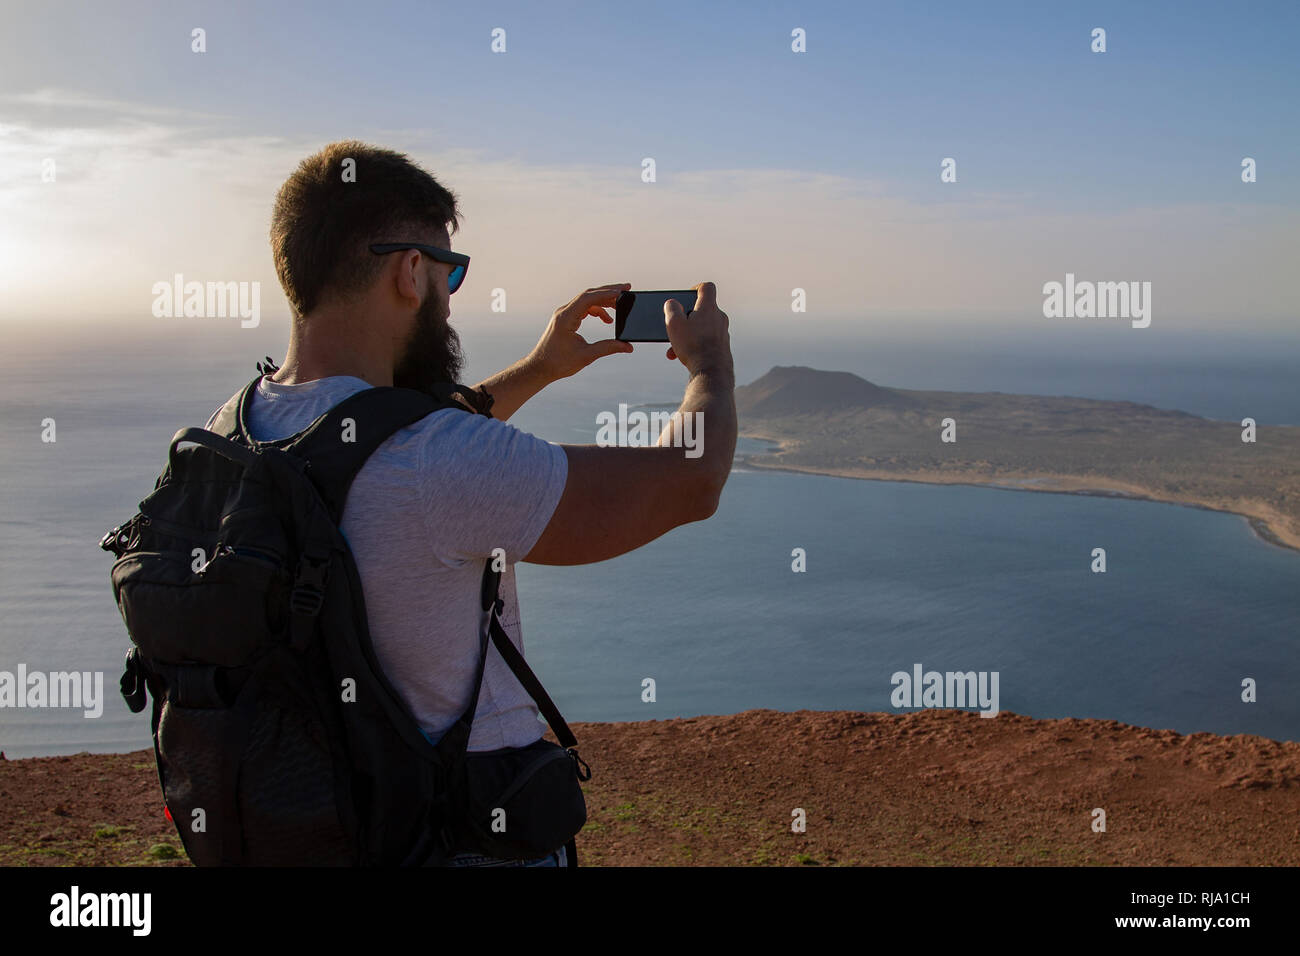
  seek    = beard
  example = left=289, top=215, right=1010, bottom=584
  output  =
left=392, top=289, right=464, bottom=394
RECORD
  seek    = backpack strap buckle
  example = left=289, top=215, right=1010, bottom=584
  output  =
left=119, top=647, right=149, bottom=714
left=288, top=550, right=330, bottom=649
left=100, top=514, right=145, bottom=557
left=289, top=581, right=326, bottom=616
left=567, top=747, right=592, bottom=782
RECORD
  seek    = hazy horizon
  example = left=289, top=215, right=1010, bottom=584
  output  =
left=4, top=312, right=1299, bottom=427
left=3, top=1, right=1297, bottom=330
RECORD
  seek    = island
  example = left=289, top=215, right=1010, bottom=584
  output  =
left=735, top=366, right=1300, bottom=552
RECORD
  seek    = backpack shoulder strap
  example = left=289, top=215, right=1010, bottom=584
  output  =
left=475, top=565, right=591, bottom=780
left=288, top=384, right=471, bottom=525
left=208, top=376, right=261, bottom=441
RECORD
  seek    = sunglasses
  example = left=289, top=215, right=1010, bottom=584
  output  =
left=370, top=242, right=470, bottom=294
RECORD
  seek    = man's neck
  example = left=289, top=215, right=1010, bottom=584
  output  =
left=270, top=359, right=388, bottom=387
left=271, top=315, right=394, bottom=387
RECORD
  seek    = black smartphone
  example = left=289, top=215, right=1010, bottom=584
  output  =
left=614, top=290, right=698, bottom=342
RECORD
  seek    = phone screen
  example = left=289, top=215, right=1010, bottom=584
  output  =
left=615, top=290, right=698, bottom=342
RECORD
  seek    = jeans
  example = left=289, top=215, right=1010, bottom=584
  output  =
left=446, top=844, right=567, bottom=867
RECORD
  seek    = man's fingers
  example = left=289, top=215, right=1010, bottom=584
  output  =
left=559, top=283, right=631, bottom=328
left=585, top=337, right=634, bottom=360
left=575, top=284, right=631, bottom=311
left=587, top=306, right=613, bottom=323
left=663, top=297, right=689, bottom=346
left=691, top=281, right=716, bottom=311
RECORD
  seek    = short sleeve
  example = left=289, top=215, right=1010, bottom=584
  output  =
left=417, top=411, right=569, bottom=567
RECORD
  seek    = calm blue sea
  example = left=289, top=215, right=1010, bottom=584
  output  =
left=1, top=318, right=1296, bottom=756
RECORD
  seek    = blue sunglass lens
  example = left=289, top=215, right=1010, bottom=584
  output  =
left=448, top=265, right=465, bottom=293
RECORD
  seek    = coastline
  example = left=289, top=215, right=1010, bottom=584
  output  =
left=737, top=433, right=1300, bottom=555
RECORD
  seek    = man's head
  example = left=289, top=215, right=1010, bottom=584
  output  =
left=270, top=140, right=465, bottom=390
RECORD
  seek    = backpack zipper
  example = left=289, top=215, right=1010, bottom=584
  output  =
left=196, top=544, right=282, bottom=575
left=229, top=545, right=282, bottom=566
left=100, top=514, right=149, bottom=555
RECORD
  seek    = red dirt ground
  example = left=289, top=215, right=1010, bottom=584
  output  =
left=3, top=708, right=1297, bottom=866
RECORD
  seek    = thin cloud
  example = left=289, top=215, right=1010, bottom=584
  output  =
left=1, top=87, right=233, bottom=124
left=0, top=91, right=1294, bottom=329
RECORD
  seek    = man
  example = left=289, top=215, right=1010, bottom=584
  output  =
left=204, top=140, right=737, bottom=866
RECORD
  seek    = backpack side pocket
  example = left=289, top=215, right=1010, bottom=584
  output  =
left=459, top=738, right=587, bottom=860
left=111, top=547, right=289, bottom=665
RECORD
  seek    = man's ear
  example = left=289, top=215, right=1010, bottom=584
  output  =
left=391, top=249, right=424, bottom=309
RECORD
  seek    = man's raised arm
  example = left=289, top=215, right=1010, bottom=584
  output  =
left=525, top=283, right=736, bottom=566
left=473, top=284, right=634, bottom=422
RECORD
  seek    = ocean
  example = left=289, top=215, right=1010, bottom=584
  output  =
left=1, top=317, right=1296, bottom=756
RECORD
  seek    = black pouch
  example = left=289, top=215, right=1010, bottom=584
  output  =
left=459, top=738, right=587, bottom=860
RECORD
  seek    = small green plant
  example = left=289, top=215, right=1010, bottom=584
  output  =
left=148, top=843, right=181, bottom=860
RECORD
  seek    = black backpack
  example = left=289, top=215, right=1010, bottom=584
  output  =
left=100, top=365, right=591, bottom=867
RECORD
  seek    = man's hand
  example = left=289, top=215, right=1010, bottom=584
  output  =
left=525, top=281, right=737, bottom=566
left=527, top=283, right=635, bottom=383
left=471, top=283, right=635, bottom=422
left=664, top=282, right=732, bottom=376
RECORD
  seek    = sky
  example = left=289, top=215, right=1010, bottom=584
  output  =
left=0, top=0, right=1296, bottom=336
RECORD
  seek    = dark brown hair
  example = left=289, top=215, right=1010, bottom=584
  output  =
left=270, top=140, right=461, bottom=317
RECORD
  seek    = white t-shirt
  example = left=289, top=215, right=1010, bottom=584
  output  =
left=205, top=375, right=569, bottom=752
